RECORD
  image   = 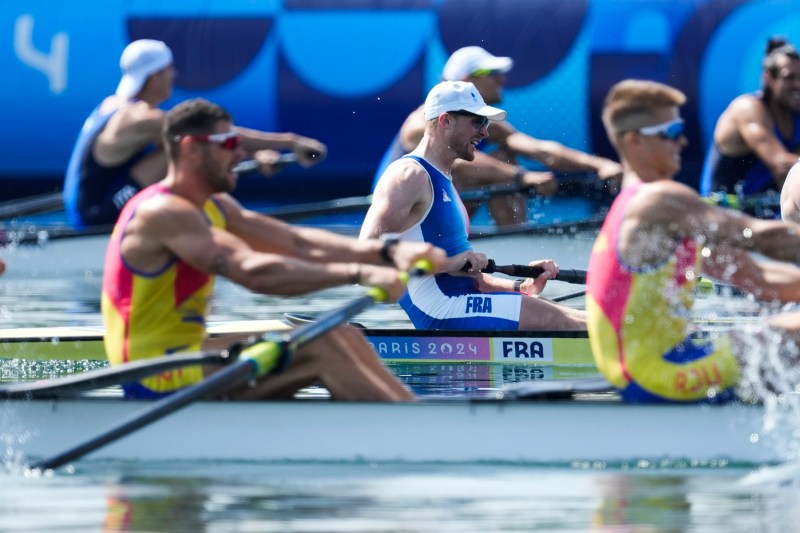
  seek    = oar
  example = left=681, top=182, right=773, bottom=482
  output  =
left=0, top=351, right=234, bottom=399
left=30, top=262, right=430, bottom=471
left=465, top=259, right=587, bottom=284
left=0, top=191, right=65, bottom=221
left=459, top=171, right=598, bottom=202
left=552, top=290, right=586, bottom=302
left=257, top=171, right=599, bottom=221
left=0, top=155, right=292, bottom=227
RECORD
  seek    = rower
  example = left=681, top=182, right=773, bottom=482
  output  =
left=588, top=79, right=800, bottom=403
left=360, top=81, right=586, bottom=331
left=101, top=97, right=448, bottom=401
left=63, top=39, right=328, bottom=229
left=700, top=36, right=800, bottom=215
left=372, top=45, right=622, bottom=227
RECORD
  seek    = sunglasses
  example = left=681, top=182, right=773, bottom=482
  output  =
left=178, top=131, right=242, bottom=150
left=470, top=68, right=504, bottom=78
left=449, top=110, right=490, bottom=130
left=636, top=119, right=685, bottom=141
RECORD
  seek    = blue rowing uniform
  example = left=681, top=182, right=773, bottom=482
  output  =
left=700, top=92, right=800, bottom=197
left=395, top=155, right=522, bottom=330
left=63, top=100, right=153, bottom=229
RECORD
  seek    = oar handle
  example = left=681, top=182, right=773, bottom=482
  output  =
left=234, top=152, right=298, bottom=174
left=465, top=259, right=586, bottom=284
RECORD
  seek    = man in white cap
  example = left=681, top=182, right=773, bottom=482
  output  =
left=360, top=81, right=586, bottom=331
left=63, top=39, right=327, bottom=229
left=374, top=46, right=622, bottom=226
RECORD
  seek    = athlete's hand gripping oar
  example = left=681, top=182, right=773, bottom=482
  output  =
left=463, top=259, right=587, bottom=284
left=29, top=261, right=432, bottom=472
left=233, top=152, right=298, bottom=174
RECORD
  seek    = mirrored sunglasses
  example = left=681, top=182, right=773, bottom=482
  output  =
left=449, top=110, right=490, bottom=130
left=179, top=131, right=242, bottom=150
left=637, top=119, right=685, bottom=141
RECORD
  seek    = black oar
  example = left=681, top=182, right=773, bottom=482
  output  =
left=464, top=259, right=587, bottom=284
left=30, top=263, right=429, bottom=471
left=459, top=171, right=598, bottom=202
left=258, top=172, right=599, bottom=222
left=0, top=351, right=234, bottom=399
left=0, top=191, right=65, bottom=221
left=0, top=155, right=292, bottom=228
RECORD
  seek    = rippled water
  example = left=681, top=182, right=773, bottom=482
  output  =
left=2, top=229, right=799, bottom=531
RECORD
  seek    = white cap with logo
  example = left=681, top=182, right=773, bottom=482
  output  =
left=115, top=39, right=173, bottom=98
left=423, top=81, right=507, bottom=121
left=442, top=46, right=513, bottom=81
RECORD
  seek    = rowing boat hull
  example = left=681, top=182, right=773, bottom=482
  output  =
left=3, top=396, right=785, bottom=466
left=0, top=320, right=596, bottom=366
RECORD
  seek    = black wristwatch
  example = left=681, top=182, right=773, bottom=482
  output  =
left=513, top=279, right=524, bottom=292
left=379, top=233, right=401, bottom=264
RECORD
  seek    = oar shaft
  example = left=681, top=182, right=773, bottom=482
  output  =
left=284, top=294, right=377, bottom=352
left=479, top=260, right=587, bottom=284
left=31, top=282, right=396, bottom=470
left=30, top=360, right=258, bottom=471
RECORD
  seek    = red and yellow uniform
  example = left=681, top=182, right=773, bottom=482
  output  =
left=102, top=184, right=226, bottom=398
left=586, top=181, right=740, bottom=402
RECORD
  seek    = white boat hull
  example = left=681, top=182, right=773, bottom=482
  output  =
left=2, top=397, right=787, bottom=466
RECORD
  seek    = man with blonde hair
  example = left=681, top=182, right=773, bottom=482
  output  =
left=588, top=79, right=800, bottom=403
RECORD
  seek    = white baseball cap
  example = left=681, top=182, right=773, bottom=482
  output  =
left=115, top=39, right=173, bottom=98
left=423, top=81, right=507, bottom=121
left=442, top=46, right=513, bottom=81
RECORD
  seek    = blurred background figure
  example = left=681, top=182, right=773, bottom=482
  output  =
left=700, top=36, right=800, bottom=215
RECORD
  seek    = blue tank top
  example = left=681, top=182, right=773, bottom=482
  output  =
left=700, top=93, right=800, bottom=196
left=63, top=100, right=152, bottom=228
left=396, top=155, right=475, bottom=310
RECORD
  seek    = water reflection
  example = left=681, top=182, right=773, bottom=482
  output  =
left=2, top=462, right=798, bottom=532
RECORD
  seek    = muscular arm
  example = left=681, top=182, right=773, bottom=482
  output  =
left=781, top=161, right=800, bottom=223
left=124, top=194, right=406, bottom=297
left=493, top=122, right=622, bottom=179
left=94, top=100, right=165, bottom=166
left=360, top=160, right=431, bottom=239
left=215, top=193, right=444, bottom=272
left=622, top=180, right=800, bottom=268
left=719, top=96, right=799, bottom=188
left=703, top=247, right=800, bottom=302
left=235, top=126, right=327, bottom=168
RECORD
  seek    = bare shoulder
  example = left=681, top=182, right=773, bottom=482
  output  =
left=131, top=192, right=204, bottom=235
left=727, top=93, right=769, bottom=121
left=626, top=180, right=704, bottom=222
left=375, top=157, right=429, bottom=194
